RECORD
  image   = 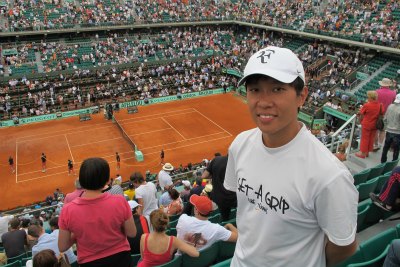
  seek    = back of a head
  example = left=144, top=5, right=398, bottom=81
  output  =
left=168, top=188, right=180, bottom=200
left=28, top=224, right=42, bottom=238
left=9, top=218, right=20, bottom=230
left=79, top=157, right=110, bottom=190
left=33, top=249, right=58, bottom=267
left=130, top=171, right=144, bottom=184
left=150, top=209, right=169, bottom=233
left=49, top=216, right=59, bottom=229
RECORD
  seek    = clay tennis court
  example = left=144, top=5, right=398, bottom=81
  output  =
left=0, top=93, right=255, bottom=211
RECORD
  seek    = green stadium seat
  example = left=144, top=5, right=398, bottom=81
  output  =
left=168, top=219, right=179, bottom=229
left=334, top=248, right=363, bottom=267
left=209, top=213, right=222, bottom=224
left=166, top=228, right=177, bottom=236
left=353, top=169, right=371, bottom=186
left=3, top=261, right=21, bottom=267
left=7, top=253, right=26, bottom=264
left=382, top=159, right=400, bottom=174
left=217, top=241, right=236, bottom=262
left=357, top=177, right=379, bottom=202
left=182, top=242, right=219, bottom=267
left=367, top=163, right=385, bottom=180
left=131, top=253, right=141, bottom=266
left=347, top=228, right=398, bottom=267
left=155, top=256, right=182, bottom=267
left=211, top=258, right=232, bottom=267
left=357, top=204, right=370, bottom=232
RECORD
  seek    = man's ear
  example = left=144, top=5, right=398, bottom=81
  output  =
left=298, top=86, right=308, bottom=108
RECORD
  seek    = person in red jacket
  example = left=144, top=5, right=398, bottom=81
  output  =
left=356, top=91, right=383, bottom=158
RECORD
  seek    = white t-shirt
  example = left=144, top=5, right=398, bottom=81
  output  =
left=135, top=182, right=158, bottom=217
left=158, top=170, right=172, bottom=190
left=224, top=126, right=358, bottom=267
left=0, top=215, right=13, bottom=242
left=176, top=214, right=231, bottom=252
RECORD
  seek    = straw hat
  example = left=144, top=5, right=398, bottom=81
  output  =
left=379, top=78, right=392, bottom=87
left=162, top=163, right=174, bottom=171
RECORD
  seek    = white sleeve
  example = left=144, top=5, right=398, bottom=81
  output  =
left=316, top=173, right=358, bottom=246
left=215, top=224, right=233, bottom=242
left=224, top=146, right=237, bottom=192
left=135, top=187, right=143, bottom=199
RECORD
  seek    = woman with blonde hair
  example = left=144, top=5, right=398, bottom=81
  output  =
left=356, top=91, right=383, bottom=158
left=138, top=209, right=199, bottom=267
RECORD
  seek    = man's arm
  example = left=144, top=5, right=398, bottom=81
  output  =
left=325, top=238, right=357, bottom=267
left=224, top=223, right=238, bottom=242
left=136, top=198, right=144, bottom=215
left=201, top=170, right=211, bottom=180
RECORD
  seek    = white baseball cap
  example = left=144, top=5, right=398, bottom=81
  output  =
left=128, top=200, right=141, bottom=210
left=395, top=93, right=400, bottom=104
left=238, top=46, right=305, bottom=86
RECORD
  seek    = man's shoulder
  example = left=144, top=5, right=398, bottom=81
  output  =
left=230, top=128, right=259, bottom=149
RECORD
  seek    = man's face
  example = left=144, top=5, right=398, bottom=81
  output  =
left=246, top=77, right=308, bottom=148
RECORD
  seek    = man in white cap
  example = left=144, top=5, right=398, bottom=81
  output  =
left=380, top=93, right=400, bottom=163
left=223, top=46, right=358, bottom=267
left=375, top=77, right=397, bottom=150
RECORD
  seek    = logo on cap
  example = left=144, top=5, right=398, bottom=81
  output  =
left=256, top=49, right=276, bottom=64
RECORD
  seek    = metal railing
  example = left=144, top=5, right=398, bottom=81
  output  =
left=327, top=114, right=358, bottom=154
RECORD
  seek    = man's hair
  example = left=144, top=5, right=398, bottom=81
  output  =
left=21, top=218, right=31, bottom=228
left=79, top=158, right=110, bottom=190
left=49, top=217, right=59, bottom=229
left=150, top=209, right=169, bottom=233
left=28, top=224, right=42, bottom=238
left=245, top=75, right=305, bottom=96
left=33, top=249, right=58, bottom=267
left=168, top=188, right=180, bottom=200
left=9, top=218, right=20, bottom=229
left=130, top=171, right=145, bottom=184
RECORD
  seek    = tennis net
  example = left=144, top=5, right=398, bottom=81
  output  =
left=113, top=116, right=138, bottom=152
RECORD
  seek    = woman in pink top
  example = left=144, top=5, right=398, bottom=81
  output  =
left=138, top=209, right=199, bottom=267
left=58, top=158, right=137, bottom=267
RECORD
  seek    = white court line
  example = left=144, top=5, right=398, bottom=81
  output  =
left=18, top=164, right=65, bottom=177
left=161, top=117, right=186, bottom=140
left=130, top=128, right=172, bottom=137
left=118, top=108, right=196, bottom=122
left=17, top=170, right=70, bottom=183
left=17, top=124, right=115, bottom=144
left=193, top=108, right=233, bottom=137
left=15, top=142, right=18, bottom=183
left=16, top=133, right=232, bottom=183
left=142, top=131, right=227, bottom=151
left=71, top=137, right=123, bottom=148
left=65, top=135, right=75, bottom=162
left=15, top=108, right=196, bottom=142
left=16, top=155, right=136, bottom=183
left=16, top=120, right=112, bottom=141
left=121, top=110, right=197, bottom=126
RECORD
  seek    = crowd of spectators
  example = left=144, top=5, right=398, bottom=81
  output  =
left=0, top=0, right=398, bottom=47
left=0, top=22, right=385, bottom=123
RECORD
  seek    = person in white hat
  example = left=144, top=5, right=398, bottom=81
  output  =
left=223, top=46, right=357, bottom=267
left=157, top=163, right=180, bottom=192
left=380, top=93, right=400, bottom=163
left=375, top=77, right=397, bottom=150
